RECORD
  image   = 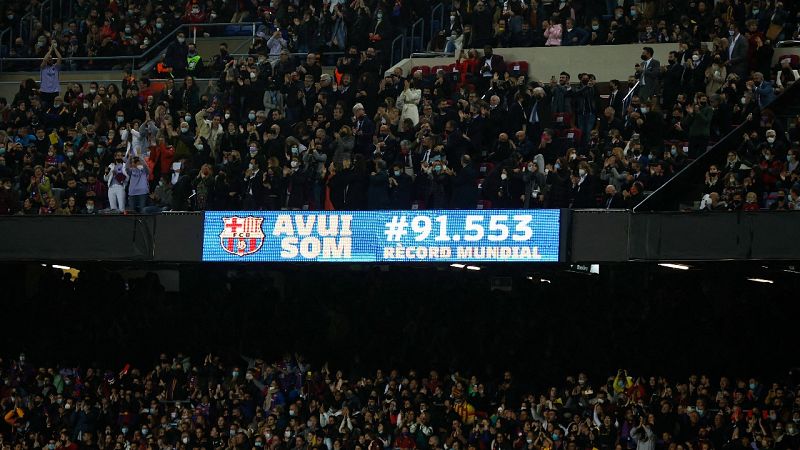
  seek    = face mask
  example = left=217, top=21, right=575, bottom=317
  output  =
left=195, top=143, right=204, bottom=150
left=767, top=137, right=775, bottom=144
left=232, top=371, right=239, bottom=378
left=97, top=147, right=105, bottom=155
left=117, top=116, right=125, bottom=123
left=377, top=13, right=383, bottom=19
left=749, top=383, right=757, bottom=390
left=156, top=22, right=163, bottom=29
left=181, top=127, right=189, bottom=133
left=185, top=115, right=192, bottom=123
left=552, top=434, right=559, bottom=441
left=291, top=147, right=299, bottom=155
left=66, top=151, right=74, bottom=158
left=640, top=107, right=648, bottom=114
left=394, top=170, right=401, bottom=176
left=54, top=102, right=62, bottom=108
left=124, top=27, right=131, bottom=34
left=249, top=113, right=256, bottom=121
left=630, top=10, right=636, bottom=16
left=554, top=162, right=561, bottom=170
left=224, top=113, right=231, bottom=120
left=592, top=25, right=599, bottom=30
left=249, top=147, right=258, bottom=155
left=83, top=102, right=90, bottom=109
left=248, top=163, right=255, bottom=170
left=570, top=154, right=576, bottom=161
left=121, top=427, right=128, bottom=434
left=579, top=168, right=586, bottom=176
left=177, top=37, right=185, bottom=43
left=250, top=72, right=257, bottom=80
left=741, top=97, right=747, bottom=105
left=500, top=173, right=507, bottom=180
left=692, top=55, right=700, bottom=62
left=291, top=160, right=299, bottom=168
left=89, top=88, right=96, bottom=94
left=285, top=430, right=292, bottom=438
left=752, top=9, right=759, bottom=15
left=141, top=429, right=148, bottom=436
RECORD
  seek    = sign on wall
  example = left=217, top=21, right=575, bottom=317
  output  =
left=202, top=210, right=561, bottom=262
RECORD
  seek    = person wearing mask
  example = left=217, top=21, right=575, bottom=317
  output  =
left=726, top=24, right=749, bottom=80
left=126, top=155, right=150, bottom=212
left=165, top=33, right=189, bottom=78
left=105, top=151, right=129, bottom=212
left=636, top=47, right=660, bottom=102
left=682, top=94, right=713, bottom=158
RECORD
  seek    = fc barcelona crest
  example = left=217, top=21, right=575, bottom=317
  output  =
left=219, top=216, right=265, bottom=256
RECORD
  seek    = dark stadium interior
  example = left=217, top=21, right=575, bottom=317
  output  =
left=2, top=262, right=798, bottom=382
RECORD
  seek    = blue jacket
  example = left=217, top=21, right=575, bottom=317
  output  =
left=562, top=27, right=590, bottom=46
left=754, top=81, right=776, bottom=108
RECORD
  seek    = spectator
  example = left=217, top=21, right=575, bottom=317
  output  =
left=39, top=42, right=62, bottom=107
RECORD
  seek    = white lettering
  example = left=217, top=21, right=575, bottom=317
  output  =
left=295, top=215, right=315, bottom=236
left=323, top=237, right=350, bottom=258
left=273, top=215, right=294, bottom=236
left=280, top=237, right=298, bottom=257
left=299, top=237, right=321, bottom=258
left=318, top=215, right=338, bottom=237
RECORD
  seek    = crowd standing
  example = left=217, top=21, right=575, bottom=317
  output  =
left=1, top=354, right=800, bottom=450
left=1, top=1, right=800, bottom=214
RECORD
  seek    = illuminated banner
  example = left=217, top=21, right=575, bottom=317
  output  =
left=202, top=210, right=561, bottom=262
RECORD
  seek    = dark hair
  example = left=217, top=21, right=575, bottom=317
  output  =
left=643, top=47, right=654, bottom=56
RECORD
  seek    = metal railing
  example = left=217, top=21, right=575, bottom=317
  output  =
left=389, top=34, right=405, bottom=67
left=408, top=18, right=424, bottom=57
left=0, top=22, right=259, bottom=73
left=430, top=3, right=444, bottom=39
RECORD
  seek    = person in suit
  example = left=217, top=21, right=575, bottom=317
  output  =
left=607, top=79, right=624, bottom=119
left=636, top=47, right=661, bottom=102
left=450, top=155, right=479, bottom=209
left=477, top=45, right=506, bottom=77
left=602, top=184, right=625, bottom=208
left=726, top=24, right=749, bottom=80
left=352, top=103, right=375, bottom=156
left=661, top=51, right=684, bottom=111
left=526, top=86, right=551, bottom=145
left=507, top=93, right=528, bottom=135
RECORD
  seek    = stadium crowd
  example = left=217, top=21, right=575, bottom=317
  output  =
left=1, top=353, right=800, bottom=450
left=0, top=1, right=800, bottom=213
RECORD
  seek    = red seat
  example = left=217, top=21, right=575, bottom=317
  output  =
left=476, top=200, right=492, bottom=210
left=410, top=65, right=430, bottom=76
left=478, top=162, right=495, bottom=176
left=552, top=112, right=573, bottom=127
left=508, top=61, right=529, bottom=76
left=778, top=54, right=800, bottom=67
left=430, top=65, right=448, bottom=74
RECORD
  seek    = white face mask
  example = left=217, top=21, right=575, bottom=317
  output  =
left=195, top=143, right=204, bottom=150
left=290, top=160, right=299, bottom=168
left=741, top=97, right=747, bottom=105
left=692, top=54, right=700, bottom=62
left=579, top=168, right=587, bottom=176
left=224, top=113, right=231, bottom=120
left=500, top=173, right=507, bottom=180
left=181, top=127, right=189, bottom=133
left=177, top=37, right=185, bottom=44
left=767, top=137, right=775, bottom=143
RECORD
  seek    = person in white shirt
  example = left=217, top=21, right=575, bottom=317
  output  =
left=105, top=150, right=130, bottom=212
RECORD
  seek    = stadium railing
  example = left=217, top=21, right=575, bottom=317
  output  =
left=0, top=22, right=260, bottom=73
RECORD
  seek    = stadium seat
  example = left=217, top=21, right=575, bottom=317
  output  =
left=508, top=61, right=529, bottom=76
left=411, top=65, right=431, bottom=76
